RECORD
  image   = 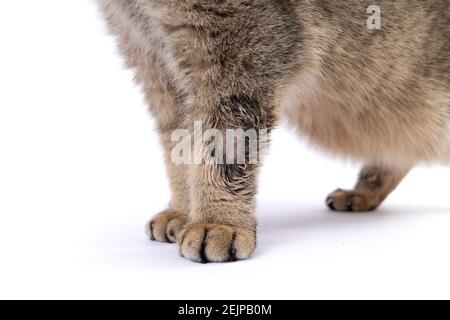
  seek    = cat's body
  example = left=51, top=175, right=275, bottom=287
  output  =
left=99, top=0, right=450, bottom=263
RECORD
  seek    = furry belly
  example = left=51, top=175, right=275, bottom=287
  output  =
left=282, top=95, right=380, bottom=162
left=280, top=89, right=450, bottom=167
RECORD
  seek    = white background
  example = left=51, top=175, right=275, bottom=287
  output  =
left=1, top=0, right=450, bottom=300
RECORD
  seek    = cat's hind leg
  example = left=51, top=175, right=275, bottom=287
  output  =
left=326, top=165, right=410, bottom=212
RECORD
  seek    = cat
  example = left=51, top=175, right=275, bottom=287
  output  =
left=98, top=0, right=450, bottom=263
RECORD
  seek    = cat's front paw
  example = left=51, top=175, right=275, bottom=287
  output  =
left=146, top=210, right=187, bottom=243
left=178, top=224, right=256, bottom=263
left=326, top=189, right=378, bottom=212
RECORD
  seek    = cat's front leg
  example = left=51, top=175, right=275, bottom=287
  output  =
left=177, top=95, right=275, bottom=263
left=148, top=0, right=301, bottom=262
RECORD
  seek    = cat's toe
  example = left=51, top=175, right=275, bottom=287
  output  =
left=326, top=189, right=377, bottom=212
left=146, top=210, right=187, bottom=243
left=178, top=224, right=256, bottom=263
